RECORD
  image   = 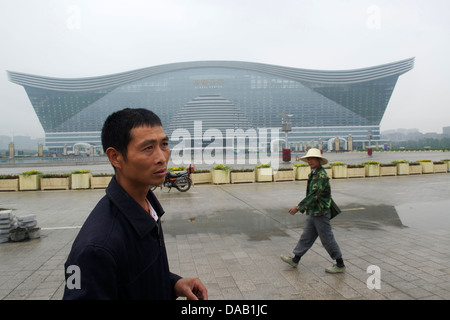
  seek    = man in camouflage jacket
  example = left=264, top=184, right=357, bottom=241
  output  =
left=297, top=165, right=331, bottom=216
left=281, top=148, right=345, bottom=273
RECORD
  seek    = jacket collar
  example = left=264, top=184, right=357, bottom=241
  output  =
left=105, top=176, right=165, bottom=239
left=309, top=165, right=323, bottom=177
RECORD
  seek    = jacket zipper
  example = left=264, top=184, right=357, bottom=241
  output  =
left=156, top=221, right=162, bottom=247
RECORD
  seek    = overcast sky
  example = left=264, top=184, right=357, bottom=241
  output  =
left=1, top=0, right=449, bottom=138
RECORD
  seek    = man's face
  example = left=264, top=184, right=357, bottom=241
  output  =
left=306, top=157, right=321, bottom=169
left=119, top=125, right=170, bottom=187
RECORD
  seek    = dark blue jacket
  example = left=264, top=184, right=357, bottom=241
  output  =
left=63, top=176, right=181, bottom=299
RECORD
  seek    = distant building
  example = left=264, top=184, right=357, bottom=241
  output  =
left=443, top=126, right=450, bottom=137
left=8, top=58, right=414, bottom=154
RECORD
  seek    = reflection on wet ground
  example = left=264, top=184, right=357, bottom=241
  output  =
left=332, top=205, right=404, bottom=230
left=164, top=204, right=405, bottom=242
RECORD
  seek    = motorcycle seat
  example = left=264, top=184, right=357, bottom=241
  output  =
left=168, top=172, right=185, bottom=178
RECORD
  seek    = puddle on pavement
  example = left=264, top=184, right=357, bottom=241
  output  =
left=330, top=204, right=404, bottom=230
left=164, top=204, right=405, bottom=241
left=164, top=209, right=289, bottom=241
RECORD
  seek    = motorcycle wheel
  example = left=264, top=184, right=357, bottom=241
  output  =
left=175, top=177, right=192, bottom=192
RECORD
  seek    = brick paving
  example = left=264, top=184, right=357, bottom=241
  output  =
left=0, top=172, right=449, bottom=300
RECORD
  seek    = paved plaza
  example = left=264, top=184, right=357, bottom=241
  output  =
left=1, top=164, right=449, bottom=300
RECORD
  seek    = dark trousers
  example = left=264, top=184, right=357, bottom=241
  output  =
left=293, top=213, right=342, bottom=260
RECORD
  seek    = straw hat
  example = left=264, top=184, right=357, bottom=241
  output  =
left=300, top=148, right=328, bottom=165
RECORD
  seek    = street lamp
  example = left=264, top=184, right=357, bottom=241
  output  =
left=280, top=113, right=293, bottom=162
left=367, top=130, right=373, bottom=156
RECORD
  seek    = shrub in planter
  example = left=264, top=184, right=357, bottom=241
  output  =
left=347, top=164, right=365, bottom=178
left=392, top=160, right=409, bottom=175
left=168, top=166, right=185, bottom=172
left=362, top=161, right=380, bottom=177
left=211, top=164, right=230, bottom=184
left=408, top=161, right=422, bottom=175
left=21, top=170, right=43, bottom=176
left=433, top=161, right=447, bottom=173
left=19, top=170, right=43, bottom=191
left=191, top=170, right=212, bottom=184
left=71, top=170, right=92, bottom=189
left=273, top=167, right=295, bottom=182
left=230, top=168, right=255, bottom=184
left=293, top=163, right=310, bottom=180
left=0, top=175, right=18, bottom=179
left=329, top=162, right=347, bottom=179
left=380, top=163, right=397, bottom=176
left=41, top=173, right=71, bottom=190
left=0, top=175, right=19, bottom=191
left=91, top=173, right=113, bottom=189
left=255, top=164, right=273, bottom=182
left=417, top=159, right=433, bottom=174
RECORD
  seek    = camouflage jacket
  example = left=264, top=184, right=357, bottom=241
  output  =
left=297, top=166, right=331, bottom=216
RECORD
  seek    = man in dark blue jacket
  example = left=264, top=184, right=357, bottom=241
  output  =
left=63, top=108, right=207, bottom=300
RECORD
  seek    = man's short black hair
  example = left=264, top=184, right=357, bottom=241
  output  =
left=101, top=108, right=162, bottom=160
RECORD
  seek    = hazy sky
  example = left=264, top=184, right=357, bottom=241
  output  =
left=1, top=0, right=449, bottom=138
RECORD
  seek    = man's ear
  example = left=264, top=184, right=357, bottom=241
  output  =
left=105, top=147, right=123, bottom=170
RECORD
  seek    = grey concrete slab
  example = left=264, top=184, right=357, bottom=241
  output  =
left=0, top=172, right=449, bottom=300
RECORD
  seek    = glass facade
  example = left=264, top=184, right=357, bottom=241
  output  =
left=7, top=59, right=414, bottom=154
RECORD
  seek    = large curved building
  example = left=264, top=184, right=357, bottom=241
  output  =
left=7, top=58, right=414, bottom=153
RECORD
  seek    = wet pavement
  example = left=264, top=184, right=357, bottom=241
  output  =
left=0, top=171, right=449, bottom=300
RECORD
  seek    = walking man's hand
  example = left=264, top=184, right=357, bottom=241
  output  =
left=288, top=206, right=298, bottom=215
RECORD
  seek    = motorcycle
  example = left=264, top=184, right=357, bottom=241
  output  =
left=151, top=165, right=193, bottom=192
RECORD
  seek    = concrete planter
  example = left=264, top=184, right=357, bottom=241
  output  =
left=409, top=165, right=422, bottom=175
left=396, top=163, right=409, bottom=175
left=71, top=173, right=91, bottom=189
left=324, top=167, right=332, bottom=179
left=347, top=167, right=365, bottom=178
left=255, top=167, right=273, bottom=182
left=364, top=164, right=380, bottom=177
left=273, top=169, right=295, bottom=182
left=0, top=178, right=19, bottom=191
left=331, top=166, right=347, bottom=179
left=41, top=177, right=70, bottom=190
left=19, top=174, right=41, bottom=191
left=420, top=162, right=433, bottom=174
left=211, top=170, right=230, bottom=184
left=90, top=175, right=113, bottom=189
left=380, top=165, right=397, bottom=176
left=294, top=166, right=310, bottom=180
left=191, top=172, right=212, bottom=184
left=230, top=171, right=255, bottom=184
left=433, top=163, right=447, bottom=173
